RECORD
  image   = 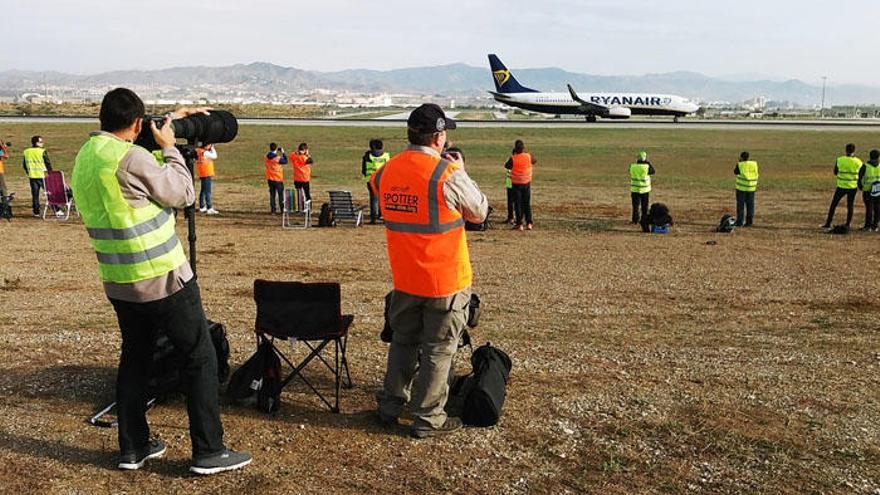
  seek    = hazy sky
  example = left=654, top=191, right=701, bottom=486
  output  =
left=4, top=0, right=875, bottom=86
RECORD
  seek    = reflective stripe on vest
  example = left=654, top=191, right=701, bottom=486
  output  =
left=371, top=149, right=471, bottom=297
left=72, top=134, right=187, bottom=284
left=23, top=147, right=47, bottom=179
left=861, top=163, right=880, bottom=190
left=265, top=154, right=283, bottom=181
left=363, top=152, right=390, bottom=183
left=629, top=163, right=651, bottom=193
left=291, top=154, right=311, bottom=182
left=736, top=160, right=759, bottom=192
left=836, top=156, right=862, bottom=189
left=510, top=152, right=532, bottom=185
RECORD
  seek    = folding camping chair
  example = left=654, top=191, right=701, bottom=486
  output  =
left=282, top=187, right=311, bottom=229
left=42, top=170, right=77, bottom=220
left=253, top=280, right=353, bottom=412
left=328, top=190, right=364, bottom=227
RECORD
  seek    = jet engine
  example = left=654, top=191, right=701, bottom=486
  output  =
left=606, top=107, right=632, bottom=119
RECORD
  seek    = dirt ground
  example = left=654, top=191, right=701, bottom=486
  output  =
left=1, top=144, right=880, bottom=494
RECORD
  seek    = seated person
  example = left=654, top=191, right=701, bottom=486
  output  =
left=641, top=202, right=673, bottom=233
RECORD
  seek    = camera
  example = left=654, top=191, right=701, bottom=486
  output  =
left=135, top=110, right=239, bottom=151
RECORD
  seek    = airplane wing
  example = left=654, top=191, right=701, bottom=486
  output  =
left=567, top=84, right=609, bottom=114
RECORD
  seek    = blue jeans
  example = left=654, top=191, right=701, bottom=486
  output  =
left=367, top=183, right=380, bottom=222
left=735, top=190, right=755, bottom=226
left=267, top=180, right=284, bottom=212
left=29, top=178, right=44, bottom=215
left=199, top=177, right=213, bottom=209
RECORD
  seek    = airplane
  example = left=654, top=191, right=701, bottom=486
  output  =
left=488, top=54, right=700, bottom=122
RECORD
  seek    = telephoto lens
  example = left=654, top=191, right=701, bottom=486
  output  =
left=135, top=110, right=238, bottom=150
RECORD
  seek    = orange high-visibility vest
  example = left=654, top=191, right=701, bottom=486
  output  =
left=196, top=148, right=215, bottom=178
left=291, top=153, right=311, bottom=182
left=265, top=154, right=283, bottom=181
left=370, top=149, right=471, bottom=298
left=0, top=159, right=4, bottom=175
left=510, top=152, right=533, bottom=185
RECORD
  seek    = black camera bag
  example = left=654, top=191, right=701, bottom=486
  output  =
left=227, top=336, right=282, bottom=413
left=457, top=343, right=512, bottom=427
left=318, top=202, right=336, bottom=227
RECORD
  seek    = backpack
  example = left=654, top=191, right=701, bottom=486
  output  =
left=716, top=213, right=736, bottom=233
left=318, top=202, right=336, bottom=227
left=0, top=192, right=13, bottom=222
left=449, top=343, right=512, bottom=427
left=227, top=336, right=282, bottom=413
left=150, top=319, right=230, bottom=397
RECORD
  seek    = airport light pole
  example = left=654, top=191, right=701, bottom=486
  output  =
left=820, top=76, right=827, bottom=118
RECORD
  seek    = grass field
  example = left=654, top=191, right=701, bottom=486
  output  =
left=0, top=122, right=878, bottom=494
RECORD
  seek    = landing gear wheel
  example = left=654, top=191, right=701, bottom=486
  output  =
left=585, top=115, right=597, bottom=123
left=673, top=116, right=680, bottom=123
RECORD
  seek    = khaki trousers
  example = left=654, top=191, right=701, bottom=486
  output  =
left=377, top=287, right=470, bottom=429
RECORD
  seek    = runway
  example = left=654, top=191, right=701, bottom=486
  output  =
left=2, top=116, right=879, bottom=131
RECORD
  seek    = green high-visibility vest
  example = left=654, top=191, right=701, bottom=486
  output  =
left=836, top=156, right=862, bottom=189
left=72, top=134, right=187, bottom=284
left=736, top=160, right=759, bottom=192
left=629, top=163, right=651, bottom=193
left=505, top=170, right=512, bottom=189
left=363, top=152, right=390, bottom=183
left=23, top=147, right=47, bottom=179
left=861, top=162, right=880, bottom=191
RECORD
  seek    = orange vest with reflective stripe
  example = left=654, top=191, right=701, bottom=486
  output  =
left=265, top=154, right=283, bottom=181
left=0, top=160, right=4, bottom=175
left=291, top=153, right=311, bottom=182
left=370, top=149, right=471, bottom=298
left=196, top=148, right=215, bottom=178
left=510, top=152, right=533, bottom=185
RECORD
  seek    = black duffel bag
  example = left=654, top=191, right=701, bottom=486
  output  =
left=455, top=342, right=512, bottom=427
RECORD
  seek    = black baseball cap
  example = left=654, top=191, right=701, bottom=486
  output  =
left=407, top=103, right=456, bottom=134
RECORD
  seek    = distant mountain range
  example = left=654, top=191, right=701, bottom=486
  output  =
left=2, top=62, right=879, bottom=106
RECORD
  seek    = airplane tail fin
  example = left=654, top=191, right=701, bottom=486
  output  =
left=488, top=54, right=537, bottom=93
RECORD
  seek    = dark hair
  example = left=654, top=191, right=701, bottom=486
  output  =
left=369, top=139, right=383, bottom=151
left=447, top=146, right=465, bottom=161
left=513, top=139, right=525, bottom=154
left=269, top=142, right=277, bottom=151
left=31, top=135, right=42, bottom=146
left=298, top=142, right=308, bottom=151
left=871, top=149, right=880, bottom=160
left=740, top=151, right=750, bottom=160
left=99, top=88, right=145, bottom=132
left=845, top=143, right=856, bottom=154
left=407, top=129, right=437, bottom=146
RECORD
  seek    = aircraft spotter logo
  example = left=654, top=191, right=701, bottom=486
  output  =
left=493, top=70, right=510, bottom=87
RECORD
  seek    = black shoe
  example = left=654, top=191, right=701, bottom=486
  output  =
left=859, top=225, right=872, bottom=232
left=190, top=449, right=252, bottom=475
left=744, top=222, right=753, bottom=227
left=820, top=224, right=831, bottom=230
left=410, top=417, right=463, bottom=439
left=734, top=222, right=743, bottom=227
left=118, top=438, right=166, bottom=470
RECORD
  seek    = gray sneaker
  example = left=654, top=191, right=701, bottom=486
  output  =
left=410, top=417, right=463, bottom=439
left=118, top=438, right=166, bottom=470
left=190, top=449, right=252, bottom=475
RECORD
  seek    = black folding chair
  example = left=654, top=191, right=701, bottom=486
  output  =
left=253, top=280, right=353, bottom=413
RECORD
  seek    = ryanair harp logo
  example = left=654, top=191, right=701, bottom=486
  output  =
left=493, top=69, right=510, bottom=87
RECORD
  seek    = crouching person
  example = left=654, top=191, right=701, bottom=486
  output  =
left=71, top=88, right=251, bottom=475
left=372, top=104, right=488, bottom=438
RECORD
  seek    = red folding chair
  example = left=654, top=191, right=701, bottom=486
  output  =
left=253, top=280, right=353, bottom=412
left=42, top=170, right=76, bottom=220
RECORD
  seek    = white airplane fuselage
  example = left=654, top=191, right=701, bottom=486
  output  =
left=492, top=91, right=700, bottom=118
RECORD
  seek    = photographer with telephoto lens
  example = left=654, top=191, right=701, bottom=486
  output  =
left=71, top=87, right=251, bottom=475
